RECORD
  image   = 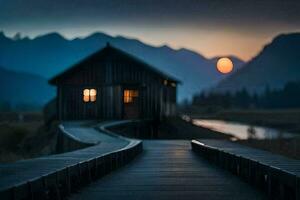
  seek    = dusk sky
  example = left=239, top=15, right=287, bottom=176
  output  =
left=1, top=0, right=299, bottom=60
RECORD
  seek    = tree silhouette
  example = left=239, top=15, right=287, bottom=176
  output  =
left=192, top=81, right=300, bottom=109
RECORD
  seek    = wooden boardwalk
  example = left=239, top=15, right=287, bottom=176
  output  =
left=70, top=140, right=266, bottom=200
left=0, top=121, right=144, bottom=200
left=192, top=139, right=300, bottom=199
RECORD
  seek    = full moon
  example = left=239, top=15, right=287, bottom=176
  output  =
left=216, top=57, right=234, bottom=74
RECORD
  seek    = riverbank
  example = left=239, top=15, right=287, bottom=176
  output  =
left=182, top=108, right=300, bottom=134
left=110, top=117, right=233, bottom=140
left=214, top=109, right=300, bottom=133
left=184, top=112, right=300, bottom=160
left=158, top=117, right=233, bottom=139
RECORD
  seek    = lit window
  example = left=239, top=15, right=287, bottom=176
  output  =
left=83, top=89, right=90, bottom=102
left=90, top=89, right=97, bottom=102
left=83, top=89, right=97, bottom=102
left=171, top=82, right=176, bottom=87
left=164, top=80, right=168, bottom=85
left=124, top=90, right=139, bottom=103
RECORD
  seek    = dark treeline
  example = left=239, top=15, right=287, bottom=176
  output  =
left=193, top=81, right=300, bottom=109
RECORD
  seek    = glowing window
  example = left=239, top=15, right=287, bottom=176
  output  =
left=124, top=90, right=138, bottom=103
left=90, top=89, right=97, bottom=102
left=83, top=89, right=97, bottom=102
left=83, top=89, right=90, bottom=102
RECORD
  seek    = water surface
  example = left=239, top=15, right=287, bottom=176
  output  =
left=191, top=118, right=296, bottom=140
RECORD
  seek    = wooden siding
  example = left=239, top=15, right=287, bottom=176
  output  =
left=54, top=46, right=178, bottom=121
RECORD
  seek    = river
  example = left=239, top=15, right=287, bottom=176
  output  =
left=185, top=117, right=296, bottom=140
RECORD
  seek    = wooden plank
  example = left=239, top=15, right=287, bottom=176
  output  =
left=0, top=121, right=143, bottom=200
left=192, top=139, right=300, bottom=200
left=70, top=140, right=265, bottom=200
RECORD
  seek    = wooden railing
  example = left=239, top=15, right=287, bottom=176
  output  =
left=192, top=139, right=300, bottom=200
left=56, top=124, right=95, bottom=153
left=0, top=121, right=143, bottom=200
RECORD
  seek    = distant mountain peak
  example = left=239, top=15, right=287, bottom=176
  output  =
left=34, top=32, right=66, bottom=41
left=213, top=32, right=300, bottom=94
left=12, top=32, right=22, bottom=41
left=210, top=55, right=244, bottom=62
left=86, top=32, right=112, bottom=40
left=160, top=44, right=171, bottom=49
left=0, top=31, right=11, bottom=43
left=177, top=48, right=207, bottom=60
left=261, top=32, right=300, bottom=52
left=273, top=32, right=300, bottom=42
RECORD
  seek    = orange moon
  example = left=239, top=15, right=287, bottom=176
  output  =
left=216, top=57, right=234, bottom=74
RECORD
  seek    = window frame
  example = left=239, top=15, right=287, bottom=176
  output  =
left=123, top=89, right=139, bottom=104
left=83, top=88, right=97, bottom=103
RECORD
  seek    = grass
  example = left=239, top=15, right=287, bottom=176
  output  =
left=0, top=122, right=40, bottom=162
left=0, top=112, right=57, bottom=163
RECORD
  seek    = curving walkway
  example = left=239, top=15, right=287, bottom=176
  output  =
left=62, top=121, right=129, bottom=146
left=70, top=140, right=266, bottom=200
left=0, top=121, right=132, bottom=192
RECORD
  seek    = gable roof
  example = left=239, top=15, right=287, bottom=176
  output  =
left=49, top=43, right=181, bottom=85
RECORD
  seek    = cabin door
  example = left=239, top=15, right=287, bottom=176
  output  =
left=123, top=88, right=139, bottom=119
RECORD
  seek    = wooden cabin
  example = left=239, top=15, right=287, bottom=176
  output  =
left=49, top=43, right=180, bottom=121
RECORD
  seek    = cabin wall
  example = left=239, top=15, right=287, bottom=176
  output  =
left=56, top=51, right=177, bottom=121
left=57, top=84, right=176, bottom=121
left=57, top=83, right=177, bottom=121
left=58, top=85, right=124, bottom=120
left=160, top=85, right=177, bottom=117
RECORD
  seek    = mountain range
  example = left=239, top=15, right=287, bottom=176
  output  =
left=0, top=31, right=244, bottom=105
left=0, top=31, right=299, bottom=108
left=0, top=66, right=55, bottom=106
left=214, top=33, right=300, bottom=94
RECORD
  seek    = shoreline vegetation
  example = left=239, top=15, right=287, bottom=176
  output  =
left=181, top=107, right=300, bottom=134
left=1, top=109, right=299, bottom=163
left=0, top=112, right=57, bottom=163
left=181, top=107, right=300, bottom=159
